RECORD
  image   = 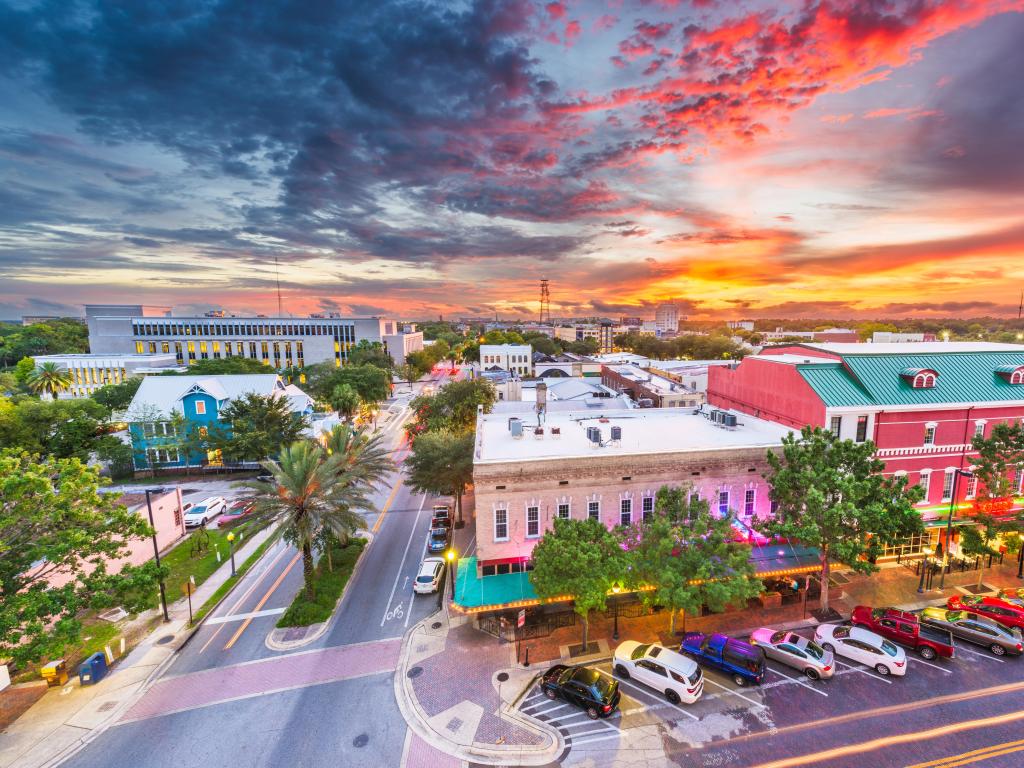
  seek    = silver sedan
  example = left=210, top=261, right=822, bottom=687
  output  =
left=749, top=628, right=835, bottom=680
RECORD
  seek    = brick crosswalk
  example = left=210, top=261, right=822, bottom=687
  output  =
left=120, top=638, right=402, bottom=724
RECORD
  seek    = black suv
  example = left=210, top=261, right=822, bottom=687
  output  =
left=540, top=665, right=620, bottom=719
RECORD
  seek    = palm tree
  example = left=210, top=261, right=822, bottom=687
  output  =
left=324, top=424, right=393, bottom=497
left=26, top=362, right=73, bottom=399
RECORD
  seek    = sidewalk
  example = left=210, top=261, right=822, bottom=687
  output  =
left=0, top=523, right=279, bottom=768
left=393, top=558, right=1024, bottom=766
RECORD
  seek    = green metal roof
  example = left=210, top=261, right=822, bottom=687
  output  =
left=799, top=351, right=1024, bottom=407
left=453, top=556, right=539, bottom=609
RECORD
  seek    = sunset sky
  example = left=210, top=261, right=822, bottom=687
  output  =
left=1, top=0, right=1023, bottom=321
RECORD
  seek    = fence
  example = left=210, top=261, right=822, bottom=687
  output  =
left=477, top=609, right=576, bottom=643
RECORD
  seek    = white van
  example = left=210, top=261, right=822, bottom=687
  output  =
left=612, top=641, right=704, bottom=704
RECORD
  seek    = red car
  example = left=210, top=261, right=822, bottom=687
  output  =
left=947, top=595, right=1024, bottom=630
left=217, top=499, right=255, bottom=528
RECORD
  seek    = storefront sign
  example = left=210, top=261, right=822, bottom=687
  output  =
left=971, top=497, right=1014, bottom=515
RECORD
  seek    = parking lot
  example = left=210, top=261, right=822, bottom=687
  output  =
left=516, top=616, right=1024, bottom=767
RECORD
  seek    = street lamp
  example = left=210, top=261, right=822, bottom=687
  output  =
left=917, top=547, right=934, bottom=593
left=145, top=489, right=170, bottom=622
left=446, top=548, right=457, bottom=601
left=611, top=582, right=622, bottom=640
left=226, top=531, right=237, bottom=577
left=939, top=469, right=974, bottom=590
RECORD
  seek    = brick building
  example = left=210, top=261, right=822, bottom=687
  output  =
left=600, top=363, right=703, bottom=408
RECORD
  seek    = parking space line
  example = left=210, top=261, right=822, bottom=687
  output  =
left=611, top=676, right=701, bottom=720
left=766, top=667, right=828, bottom=697
left=909, top=656, right=953, bottom=674
left=570, top=724, right=618, bottom=738
left=833, top=659, right=893, bottom=684
left=571, top=731, right=623, bottom=746
left=524, top=700, right=571, bottom=716
left=953, top=644, right=1006, bottom=663
left=701, top=677, right=765, bottom=708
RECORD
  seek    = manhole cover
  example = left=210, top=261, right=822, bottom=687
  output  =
left=156, top=635, right=175, bottom=645
left=97, top=701, right=118, bottom=712
left=496, top=672, right=509, bottom=682
left=446, top=717, right=463, bottom=733
left=352, top=734, right=369, bottom=748
left=431, top=621, right=442, bottom=629
left=407, top=666, right=423, bottom=679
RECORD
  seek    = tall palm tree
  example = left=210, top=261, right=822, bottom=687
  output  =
left=26, top=362, right=73, bottom=399
left=324, top=424, right=393, bottom=490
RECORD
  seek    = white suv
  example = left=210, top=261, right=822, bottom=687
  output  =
left=413, top=557, right=445, bottom=594
left=183, top=497, right=227, bottom=528
left=613, top=641, right=704, bottom=704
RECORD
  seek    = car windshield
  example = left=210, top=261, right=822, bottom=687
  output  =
left=832, top=626, right=851, bottom=639
left=415, top=574, right=434, bottom=583
left=648, top=646, right=662, bottom=658
left=631, top=644, right=650, bottom=660
left=187, top=506, right=207, bottom=514
left=880, top=639, right=899, bottom=656
left=770, top=631, right=786, bottom=644
left=593, top=675, right=615, bottom=699
left=804, top=641, right=825, bottom=660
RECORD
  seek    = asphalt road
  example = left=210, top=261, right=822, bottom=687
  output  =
left=63, top=372, right=452, bottom=768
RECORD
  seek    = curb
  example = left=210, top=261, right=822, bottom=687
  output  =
left=393, top=612, right=564, bottom=766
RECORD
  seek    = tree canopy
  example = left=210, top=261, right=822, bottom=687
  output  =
left=0, top=397, right=109, bottom=460
left=0, top=319, right=88, bottom=368
left=302, top=362, right=391, bottom=407
left=165, top=357, right=274, bottom=375
left=346, top=340, right=394, bottom=370
left=408, top=378, right=495, bottom=436
left=91, top=377, right=143, bottom=412
left=405, top=430, right=474, bottom=523
left=209, top=392, right=309, bottom=463
left=0, top=451, right=160, bottom=666
left=757, top=426, right=924, bottom=613
left=971, top=422, right=1024, bottom=500
left=613, top=332, right=745, bottom=360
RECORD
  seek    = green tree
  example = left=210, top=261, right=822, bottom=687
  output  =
left=758, top=426, right=924, bottom=614
left=0, top=451, right=160, bottom=666
left=13, top=357, right=36, bottom=385
left=323, top=424, right=393, bottom=532
left=167, top=357, right=274, bottom=375
left=971, top=422, right=1024, bottom=500
left=0, top=372, right=17, bottom=395
left=0, top=398, right=107, bottom=459
left=522, top=333, right=560, bottom=356
left=855, top=322, right=899, bottom=341
left=209, top=392, right=308, bottom=463
left=958, top=514, right=1003, bottom=590
left=91, top=377, right=143, bottom=412
left=531, top=518, right=624, bottom=650
left=405, top=430, right=474, bottom=524
left=25, top=362, right=73, bottom=399
left=95, top=435, right=136, bottom=481
left=336, top=364, right=392, bottom=405
left=347, top=340, right=394, bottom=370
left=622, top=486, right=761, bottom=633
left=408, top=378, right=496, bottom=436
left=396, top=363, right=421, bottom=384
left=329, top=383, right=361, bottom=421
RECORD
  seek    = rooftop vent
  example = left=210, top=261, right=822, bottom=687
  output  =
left=510, top=419, right=523, bottom=439
left=551, top=427, right=561, bottom=439
left=534, top=427, right=544, bottom=439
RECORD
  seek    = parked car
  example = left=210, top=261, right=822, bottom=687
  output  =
left=431, top=505, right=451, bottom=521
left=183, top=497, right=226, bottom=528
left=431, top=515, right=452, bottom=530
left=613, top=641, right=703, bottom=704
left=680, top=632, right=765, bottom=686
left=814, top=624, right=907, bottom=676
left=426, top=527, right=451, bottom=554
left=851, top=605, right=955, bottom=660
left=255, top=473, right=275, bottom=484
left=749, top=629, right=834, bottom=680
left=217, top=499, right=255, bottom=528
left=540, top=665, right=620, bottom=719
left=413, top=557, right=445, bottom=594
left=997, top=588, right=1024, bottom=607
left=948, top=595, right=1024, bottom=630
left=920, top=607, right=1024, bottom=657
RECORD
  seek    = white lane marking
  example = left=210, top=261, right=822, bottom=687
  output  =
left=205, top=607, right=286, bottom=625
left=766, top=666, right=829, bottom=697
left=571, top=730, right=623, bottom=746
left=611, top=677, right=700, bottom=720
left=380, top=494, right=428, bottom=627
left=525, top=700, right=571, bottom=716
left=954, top=643, right=1007, bottom=663
left=833, top=659, right=894, bottom=684
left=701, top=677, right=765, bottom=708
left=547, top=710, right=597, bottom=725
left=909, top=656, right=953, bottom=674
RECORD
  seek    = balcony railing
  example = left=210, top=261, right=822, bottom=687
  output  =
left=875, top=442, right=973, bottom=458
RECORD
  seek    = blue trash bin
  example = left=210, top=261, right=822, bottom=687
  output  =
left=78, top=652, right=108, bottom=686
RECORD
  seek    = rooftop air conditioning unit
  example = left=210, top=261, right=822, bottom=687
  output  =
left=610, top=425, right=622, bottom=444
left=551, top=427, right=561, bottom=439
left=534, top=427, right=544, bottom=439
left=587, top=426, right=602, bottom=447
left=722, top=414, right=738, bottom=428
left=510, top=419, right=524, bottom=439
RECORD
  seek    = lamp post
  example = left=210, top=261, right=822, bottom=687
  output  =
left=1017, top=540, right=1024, bottom=580
left=939, top=469, right=974, bottom=590
left=145, top=489, right=170, bottom=622
left=611, top=582, right=622, bottom=640
left=226, top=531, right=237, bottom=577
left=917, top=547, right=934, bottom=593
left=447, top=548, right=457, bottom=601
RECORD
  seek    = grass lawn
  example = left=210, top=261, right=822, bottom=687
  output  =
left=277, top=539, right=367, bottom=628
left=158, top=520, right=267, bottom=600
left=190, top=530, right=280, bottom=626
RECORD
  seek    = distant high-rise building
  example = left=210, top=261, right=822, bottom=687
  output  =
left=655, top=303, right=681, bottom=334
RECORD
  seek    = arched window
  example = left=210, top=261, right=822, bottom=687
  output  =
left=1012, top=370, right=1024, bottom=385
left=901, top=367, right=938, bottom=388
left=913, top=372, right=936, bottom=388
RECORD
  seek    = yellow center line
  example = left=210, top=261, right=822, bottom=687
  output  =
left=223, top=552, right=301, bottom=650
left=906, top=739, right=1024, bottom=768
left=934, top=744, right=1024, bottom=768
left=748, top=709, right=1024, bottom=768
left=372, top=475, right=405, bottom=534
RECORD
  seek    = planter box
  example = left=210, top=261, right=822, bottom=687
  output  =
left=760, top=591, right=782, bottom=609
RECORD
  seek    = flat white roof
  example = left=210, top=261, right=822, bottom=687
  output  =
left=794, top=342, right=1024, bottom=355
left=33, top=353, right=178, bottom=363
left=475, top=407, right=790, bottom=464
left=754, top=354, right=839, bottom=365
left=605, top=364, right=685, bottom=394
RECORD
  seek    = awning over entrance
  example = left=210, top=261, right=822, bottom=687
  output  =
left=748, top=543, right=822, bottom=578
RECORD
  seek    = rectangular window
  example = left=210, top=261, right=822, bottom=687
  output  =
left=161, top=341, right=170, bottom=353
left=642, top=496, right=654, bottom=522
left=965, top=475, right=978, bottom=500
left=924, top=425, right=936, bottom=446
left=494, top=508, right=508, bottom=541
left=619, top=498, right=632, bottom=526
left=689, top=490, right=701, bottom=507
left=526, top=507, right=539, bottom=538
left=770, top=499, right=779, bottom=516
left=941, top=470, right=955, bottom=501
left=974, top=423, right=985, bottom=438
left=194, top=400, right=206, bottom=415
left=1016, top=467, right=1024, bottom=495
left=918, top=470, right=931, bottom=501
left=557, top=503, right=570, bottom=520
left=718, top=490, right=729, bottom=516
left=588, top=501, right=600, bottom=521
left=135, top=341, right=145, bottom=354
left=744, top=489, right=756, bottom=516
left=855, top=415, right=868, bottom=443
left=829, top=416, right=842, bottom=437
left=187, top=341, right=196, bottom=360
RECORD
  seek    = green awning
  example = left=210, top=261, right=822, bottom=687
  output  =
left=453, top=556, right=541, bottom=611
left=748, top=543, right=821, bottom=575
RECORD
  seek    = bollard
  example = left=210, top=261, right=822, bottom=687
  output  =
left=523, top=647, right=530, bottom=668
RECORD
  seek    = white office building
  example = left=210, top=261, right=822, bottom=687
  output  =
left=480, top=344, right=533, bottom=377
left=32, top=353, right=181, bottom=399
left=655, top=303, right=681, bottom=334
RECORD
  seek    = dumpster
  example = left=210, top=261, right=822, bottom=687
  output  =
left=78, top=653, right=108, bottom=686
left=41, top=660, right=68, bottom=687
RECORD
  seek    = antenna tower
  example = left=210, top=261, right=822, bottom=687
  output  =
left=539, top=278, right=551, bottom=324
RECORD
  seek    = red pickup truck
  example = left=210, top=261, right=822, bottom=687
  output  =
left=851, top=606, right=955, bottom=660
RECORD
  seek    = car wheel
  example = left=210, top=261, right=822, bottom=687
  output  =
left=544, top=687, right=557, bottom=700
left=732, top=673, right=747, bottom=687
left=990, top=643, right=1007, bottom=657
left=918, top=646, right=937, bottom=660
left=821, top=642, right=835, bottom=654
left=666, top=690, right=681, bottom=705
left=804, top=668, right=820, bottom=681
left=201, top=518, right=207, bottom=526
left=874, top=664, right=891, bottom=676
left=586, top=707, right=600, bottom=720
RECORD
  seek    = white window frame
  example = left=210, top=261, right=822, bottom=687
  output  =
left=619, top=498, right=632, bottom=526
left=829, top=415, right=842, bottom=437
left=974, top=420, right=986, bottom=438
left=717, top=489, right=730, bottom=516
left=918, top=470, right=932, bottom=503
left=923, top=422, right=937, bottom=446
left=494, top=506, right=509, bottom=542
left=1012, top=369, right=1024, bottom=385
left=587, top=500, right=600, bottom=521
left=744, top=488, right=756, bottom=516
left=641, top=495, right=654, bottom=522
left=1015, top=466, right=1024, bottom=495
left=557, top=502, right=570, bottom=520
left=941, top=469, right=956, bottom=502
left=965, top=474, right=978, bottom=500
left=526, top=506, right=540, bottom=539
left=195, top=400, right=207, bottom=415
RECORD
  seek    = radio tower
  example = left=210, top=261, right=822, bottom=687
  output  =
left=539, top=278, right=551, bottom=324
